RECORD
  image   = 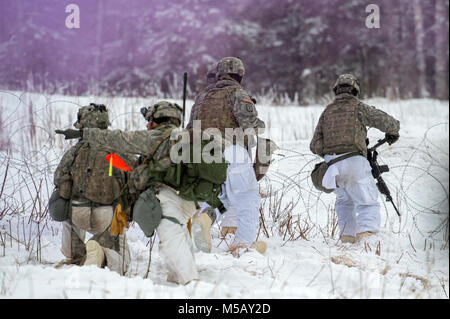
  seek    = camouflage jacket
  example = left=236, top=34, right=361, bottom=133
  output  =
left=83, top=124, right=176, bottom=157
left=186, top=82, right=216, bottom=129
left=83, top=124, right=178, bottom=193
left=191, top=74, right=265, bottom=149
left=310, top=93, right=400, bottom=158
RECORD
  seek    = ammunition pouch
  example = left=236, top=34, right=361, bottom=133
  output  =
left=57, top=174, right=73, bottom=199
left=48, top=188, right=71, bottom=222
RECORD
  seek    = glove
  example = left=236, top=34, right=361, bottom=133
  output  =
left=385, top=133, right=399, bottom=145
left=110, top=204, right=129, bottom=236
left=187, top=218, right=192, bottom=238
left=55, top=129, right=82, bottom=140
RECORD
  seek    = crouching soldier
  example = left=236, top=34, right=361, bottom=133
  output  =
left=51, top=104, right=131, bottom=274
left=56, top=101, right=227, bottom=285
left=310, top=74, right=400, bottom=243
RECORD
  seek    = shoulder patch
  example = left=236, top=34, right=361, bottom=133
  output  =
left=242, top=98, right=255, bottom=105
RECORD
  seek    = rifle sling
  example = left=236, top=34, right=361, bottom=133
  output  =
left=326, top=151, right=362, bottom=166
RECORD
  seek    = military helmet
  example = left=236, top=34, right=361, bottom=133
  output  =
left=140, top=101, right=182, bottom=125
left=74, top=103, right=110, bottom=129
left=216, top=57, right=245, bottom=79
left=333, top=74, right=360, bottom=96
left=206, top=62, right=218, bottom=84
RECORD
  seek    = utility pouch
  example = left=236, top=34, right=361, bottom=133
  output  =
left=311, top=151, right=361, bottom=193
left=132, top=187, right=163, bottom=237
left=58, top=174, right=73, bottom=199
left=48, top=188, right=71, bottom=221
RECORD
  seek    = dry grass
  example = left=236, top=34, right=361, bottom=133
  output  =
left=0, top=92, right=448, bottom=300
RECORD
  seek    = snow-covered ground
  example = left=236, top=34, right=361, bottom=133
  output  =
left=0, top=90, right=448, bottom=298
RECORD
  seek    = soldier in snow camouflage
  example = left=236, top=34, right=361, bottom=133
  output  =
left=310, top=74, right=400, bottom=244
left=189, top=56, right=267, bottom=256
left=188, top=60, right=236, bottom=252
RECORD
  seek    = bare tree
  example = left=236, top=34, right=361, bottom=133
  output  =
left=434, top=0, right=449, bottom=100
left=412, top=0, right=429, bottom=98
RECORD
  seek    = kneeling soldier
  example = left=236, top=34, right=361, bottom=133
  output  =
left=52, top=104, right=131, bottom=274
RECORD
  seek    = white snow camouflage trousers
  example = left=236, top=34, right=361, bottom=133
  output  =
left=218, top=144, right=261, bottom=246
left=323, top=153, right=381, bottom=237
left=156, top=185, right=198, bottom=285
left=61, top=203, right=131, bottom=274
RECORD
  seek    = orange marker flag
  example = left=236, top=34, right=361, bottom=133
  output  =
left=105, top=153, right=132, bottom=173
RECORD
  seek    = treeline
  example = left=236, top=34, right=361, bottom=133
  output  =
left=0, top=0, right=448, bottom=103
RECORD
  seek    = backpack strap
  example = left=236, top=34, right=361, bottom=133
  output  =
left=144, top=128, right=174, bottom=164
left=162, top=215, right=183, bottom=226
left=326, top=151, right=362, bottom=166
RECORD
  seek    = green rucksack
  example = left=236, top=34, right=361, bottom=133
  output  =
left=147, top=139, right=228, bottom=212
left=131, top=134, right=228, bottom=237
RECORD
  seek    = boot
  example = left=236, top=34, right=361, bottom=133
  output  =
left=167, top=273, right=197, bottom=285
left=192, top=213, right=213, bottom=253
left=167, top=272, right=179, bottom=284
left=55, top=256, right=85, bottom=268
left=230, top=240, right=267, bottom=257
left=84, top=240, right=106, bottom=268
left=250, top=241, right=267, bottom=254
left=340, top=235, right=356, bottom=244
left=356, top=231, right=375, bottom=242
left=221, top=226, right=237, bottom=237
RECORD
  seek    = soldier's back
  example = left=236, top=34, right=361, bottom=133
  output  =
left=322, top=93, right=366, bottom=156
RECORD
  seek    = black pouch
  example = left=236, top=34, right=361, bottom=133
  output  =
left=48, top=188, right=71, bottom=221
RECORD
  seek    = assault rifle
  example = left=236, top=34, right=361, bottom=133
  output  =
left=366, top=138, right=401, bottom=217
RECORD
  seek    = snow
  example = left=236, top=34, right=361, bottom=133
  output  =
left=0, top=90, right=448, bottom=299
